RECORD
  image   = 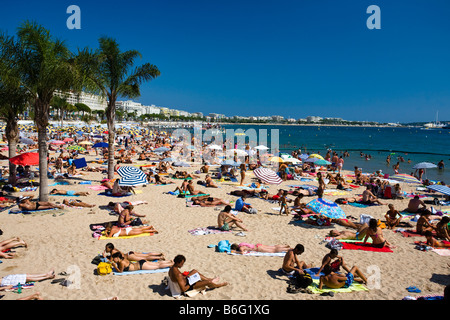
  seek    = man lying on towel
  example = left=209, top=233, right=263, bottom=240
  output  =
left=18, top=196, right=64, bottom=211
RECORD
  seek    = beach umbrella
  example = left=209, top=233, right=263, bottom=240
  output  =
left=314, top=159, right=332, bottom=166
left=50, top=140, right=65, bottom=145
left=63, top=138, right=74, bottom=142
left=78, top=141, right=93, bottom=145
left=304, top=157, right=321, bottom=163
left=253, top=167, right=283, bottom=185
left=412, top=162, right=437, bottom=170
left=207, top=144, right=222, bottom=150
left=153, top=147, right=170, bottom=153
left=173, top=161, right=190, bottom=167
left=283, top=157, right=302, bottom=164
left=9, top=152, right=40, bottom=166
left=19, top=137, right=34, bottom=145
left=117, top=166, right=148, bottom=187
left=426, top=184, right=450, bottom=196
left=226, top=149, right=247, bottom=156
left=162, top=157, right=174, bottom=162
left=220, top=160, right=241, bottom=166
left=93, top=142, right=108, bottom=148
left=298, top=154, right=309, bottom=160
left=254, top=145, right=269, bottom=150
left=308, top=154, right=324, bottom=160
left=268, top=156, right=284, bottom=163
left=67, top=145, right=86, bottom=152
left=390, top=174, right=421, bottom=184
left=306, top=198, right=346, bottom=219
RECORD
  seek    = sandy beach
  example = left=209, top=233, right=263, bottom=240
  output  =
left=0, top=150, right=448, bottom=302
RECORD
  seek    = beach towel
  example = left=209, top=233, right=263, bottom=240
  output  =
left=98, top=233, right=152, bottom=240
left=341, top=242, right=393, bottom=253
left=73, top=158, right=87, bottom=169
left=227, top=251, right=286, bottom=257
left=347, top=202, right=369, bottom=208
left=49, top=181, right=70, bottom=186
left=8, top=208, right=60, bottom=214
left=188, top=227, right=232, bottom=236
left=98, top=191, right=132, bottom=197
left=414, top=241, right=450, bottom=255
left=87, top=185, right=109, bottom=191
left=304, top=268, right=369, bottom=294
left=309, top=279, right=369, bottom=294
left=113, top=268, right=170, bottom=275
left=323, top=190, right=349, bottom=196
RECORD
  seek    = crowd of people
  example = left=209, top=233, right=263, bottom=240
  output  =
left=0, top=126, right=448, bottom=301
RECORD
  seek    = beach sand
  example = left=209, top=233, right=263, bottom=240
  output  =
left=0, top=152, right=448, bottom=301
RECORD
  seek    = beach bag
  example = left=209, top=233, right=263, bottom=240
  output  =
left=130, top=218, right=143, bottom=226
left=325, top=239, right=343, bottom=250
left=360, top=214, right=373, bottom=225
left=97, top=262, right=112, bottom=275
left=292, top=272, right=313, bottom=289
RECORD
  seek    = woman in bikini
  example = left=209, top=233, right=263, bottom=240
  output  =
left=104, top=223, right=159, bottom=238
left=362, top=219, right=393, bottom=248
left=424, top=230, right=450, bottom=248
left=435, top=216, right=450, bottom=241
left=111, top=252, right=173, bottom=273
left=103, top=243, right=166, bottom=263
left=230, top=243, right=291, bottom=254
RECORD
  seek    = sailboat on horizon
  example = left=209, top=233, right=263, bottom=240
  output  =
left=422, top=111, right=446, bottom=129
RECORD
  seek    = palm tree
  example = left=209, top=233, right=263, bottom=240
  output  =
left=76, top=37, right=160, bottom=179
left=3, top=21, right=76, bottom=201
left=0, top=33, right=31, bottom=185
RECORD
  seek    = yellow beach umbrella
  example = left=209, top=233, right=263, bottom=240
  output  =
left=268, top=156, right=284, bottom=163
left=308, top=154, right=324, bottom=160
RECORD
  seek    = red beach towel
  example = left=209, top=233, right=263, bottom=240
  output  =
left=342, top=242, right=393, bottom=253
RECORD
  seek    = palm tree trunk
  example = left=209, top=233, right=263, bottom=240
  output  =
left=106, top=99, right=116, bottom=180
left=35, top=99, right=49, bottom=201
left=6, top=116, right=19, bottom=186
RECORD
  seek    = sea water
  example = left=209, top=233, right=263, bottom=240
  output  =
left=222, top=124, right=450, bottom=183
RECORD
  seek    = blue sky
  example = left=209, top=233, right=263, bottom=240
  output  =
left=1, top=0, right=449, bottom=123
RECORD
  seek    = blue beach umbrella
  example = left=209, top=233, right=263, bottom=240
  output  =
left=426, top=184, right=450, bottom=196
left=93, top=142, right=109, bottom=148
left=306, top=198, right=346, bottom=219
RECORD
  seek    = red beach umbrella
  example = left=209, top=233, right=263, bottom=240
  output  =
left=253, top=167, right=283, bottom=185
left=9, top=152, right=40, bottom=166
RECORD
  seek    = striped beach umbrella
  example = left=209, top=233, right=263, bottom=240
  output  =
left=391, top=174, right=421, bottom=184
left=306, top=198, right=346, bottom=219
left=253, top=167, right=283, bottom=185
left=426, top=184, right=450, bottom=196
left=117, top=166, right=148, bottom=187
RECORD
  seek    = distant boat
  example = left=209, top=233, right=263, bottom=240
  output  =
left=423, top=111, right=446, bottom=129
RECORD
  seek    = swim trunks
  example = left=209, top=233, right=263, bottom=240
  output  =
left=221, top=223, right=230, bottom=231
left=344, top=273, right=354, bottom=288
left=67, top=190, right=76, bottom=196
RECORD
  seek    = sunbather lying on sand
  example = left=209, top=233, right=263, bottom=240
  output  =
left=230, top=243, right=291, bottom=254
left=104, top=223, right=158, bottom=238
left=50, top=189, right=90, bottom=196
left=192, top=196, right=230, bottom=207
left=103, top=243, right=165, bottom=262
left=111, top=252, right=173, bottom=273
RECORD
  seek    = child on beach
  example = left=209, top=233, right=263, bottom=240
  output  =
left=385, top=204, right=402, bottom=230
